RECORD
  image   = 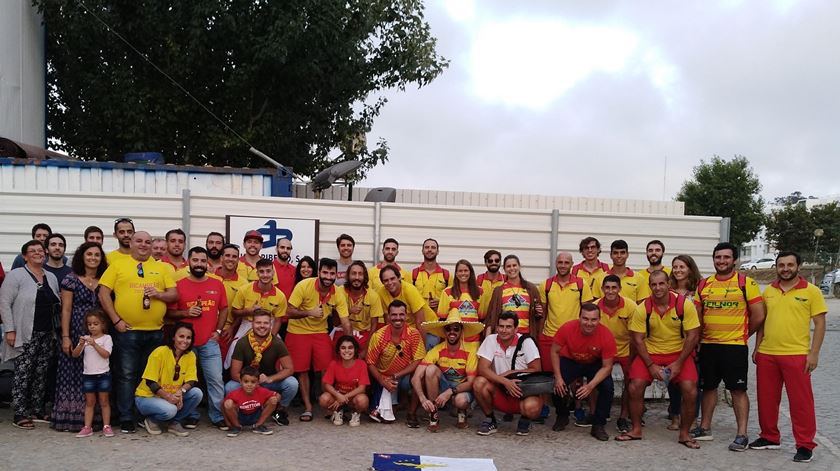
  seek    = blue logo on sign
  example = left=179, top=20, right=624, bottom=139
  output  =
left=258, top=220, right=293, bottom=249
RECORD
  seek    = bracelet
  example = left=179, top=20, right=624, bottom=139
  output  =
left=115, top=319, right=123, bottom=325
left=62, top=335, right=70, bottom=338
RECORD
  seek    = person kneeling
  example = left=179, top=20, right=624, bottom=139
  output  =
left=223, top=366, right=279, bottom=436
left=134, top=323, right=203, bottom=437
left=319, top=335, right=370, bottom=427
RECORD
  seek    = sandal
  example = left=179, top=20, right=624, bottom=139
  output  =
left=12, top=416, right=34, bottom=430
left=299, top=411, right=313, bottom=422
left=678, top=439, right=701, bottom=449
left=615, top=433, right=642, bottom=441
left=31, top=414, right=50, bottom=424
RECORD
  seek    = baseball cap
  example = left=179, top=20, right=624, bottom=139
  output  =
left=243, top=230, right=263, bottom=242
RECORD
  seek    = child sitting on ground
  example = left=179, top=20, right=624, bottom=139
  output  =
left=222, top=366, right=279, bottom=437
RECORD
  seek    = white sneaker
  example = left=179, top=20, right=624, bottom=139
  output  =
left=144, top=418, right=162, bottom=435
left=380, top=407, right=396, bottom=422
left=349, top=412, right=361, bottom=427
left=332, top=410, right=344, bottom=426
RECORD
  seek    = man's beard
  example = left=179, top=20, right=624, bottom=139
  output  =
left=278, top=253, right=290, bottom=262
left=190, top=267, right=207, bottom=278
left=207, top=248, right=222, bottom=259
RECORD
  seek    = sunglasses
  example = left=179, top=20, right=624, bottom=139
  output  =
left=444, top=325, right=462, bottom=333
left=395, top=344, right=404, bottom=358
left=486, top=258, right=500, bottom=263
left=137, top=263, right=145, bottom=278
left=173, top=363, right=181, bottom=382
left=115, top=217, right=133, bottom=224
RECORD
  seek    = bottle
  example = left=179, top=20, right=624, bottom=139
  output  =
left=661, top=367, right=672, bottom=384
left=142, top=292, right=151, bottom=310
left=195, top=296, right=202, bottom=316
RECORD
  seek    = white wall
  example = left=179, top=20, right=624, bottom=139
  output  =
left=0, top=190, right=722, bottom=276
left=0, top=0, right=45, bottom=147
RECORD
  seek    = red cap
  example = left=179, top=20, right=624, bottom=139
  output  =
left=243, top=230, right=263, bottom=242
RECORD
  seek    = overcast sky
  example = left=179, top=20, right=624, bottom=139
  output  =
left=359, top=0, right=840, bottom=202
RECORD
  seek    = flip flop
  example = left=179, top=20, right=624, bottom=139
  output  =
left=12, top=418, right=34, bottom=430
left=678, top=439, right=701, bottom=449
left=615, top=433, right=642, bottom=442
left=299, top=411, right=313, bottom=422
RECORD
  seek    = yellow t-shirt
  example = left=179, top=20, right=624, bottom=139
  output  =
left=539, top=275, right=593, bottom=337
left=231, top=281, right=287, bottom=321
left=342, top=287, right=384, bottom=332
left=698, top=273, right=762, bottom=345
left=635, top=266, right=672, bottom=302
left=99, top=257, right=176, bottom=330
left=134, top=346, right=198, bottom=397
left=368, top=263, right=412, bottom=291
left=629, top=293, right=700, bottom=355
left=376, top=280, right=433, bottom=325
left=572, top=261, right=610, bottom=299
left=758, top=278, right=827, bottom=355
left=412, top=264, right=451, bottom=302
left=597, top=295, right=637, bottom=358
left=287, top=278, right=349, bottom=334
left=420, top=343, right=478, bottom=385
left=608, top=267, right=642, bottom=302
left=106, top=250, right=133, bottom=265
left=476, top=273, right=505, bottom=316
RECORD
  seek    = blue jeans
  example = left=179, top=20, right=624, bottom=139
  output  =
left=371, top=375, right=412, bottom=410
left=135, top=387, right=203, bottom=424
left=556, top=357, right=614, bottom=426
left=225, top=376, right=299, bottom=408
left=190, top=340, right=225, bottom=423
left=425, top=333, right=440, bottom=352
left=114, top=330, right=163, bottom=422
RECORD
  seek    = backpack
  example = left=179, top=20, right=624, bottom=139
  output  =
left=412, top=266, right=449, bottom=287
left=644, top=293, right=686, bottom=338
left=544, top=276, right=584, bottom=304
left=696, top=272, right=747, bottom=305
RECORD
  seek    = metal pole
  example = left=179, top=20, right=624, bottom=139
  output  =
left=373, top=202, right=382, bottom=265
left=181, top=188, right=191, bottom=241
left=719, top=217, right=731, bottom=243
left=549, top=209, right=559, bottom=276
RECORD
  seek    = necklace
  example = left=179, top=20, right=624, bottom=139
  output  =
left=80, top=275, right=98, bottom=290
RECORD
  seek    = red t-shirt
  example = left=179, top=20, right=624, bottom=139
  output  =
left=322, top=359, right=370, bottom=394
left=552, top=320, right=617, bottom=364
left=224, top=386, right=276, bottom=415
left=273, top=260, right=296, bottom=299
left=169, top=277, right=228, bottom=346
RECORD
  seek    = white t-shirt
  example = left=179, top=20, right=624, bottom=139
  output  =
left=477, top=334, right=540, bottom=375
left=83, top=334, right=113, bottom=375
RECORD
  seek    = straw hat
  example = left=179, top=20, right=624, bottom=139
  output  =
left=423, top=310, right=485, bottom=339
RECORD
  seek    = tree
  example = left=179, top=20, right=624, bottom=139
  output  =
left=33, top=0, right=449, bottom=180
left=765, top=201, right=840, bottom=264
left=772, top=191, right=817, bottom=206
left=675, top=155, right=765, bottom=247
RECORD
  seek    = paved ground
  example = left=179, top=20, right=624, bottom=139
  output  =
left=1, top=302, right=837, bottom=470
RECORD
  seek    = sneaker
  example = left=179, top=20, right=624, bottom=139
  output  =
left=252, top=424, right=273, bottom=435
left=75, top=426, right=94, bottom=438
left=167, top=422, right=189, bottom=437
left=102, top=425, right=115, bottom=437
left=793, top=447, right=813, bottom=463
left=616, top=417, right=630, bottom=434
left=728, top=435, right=749, bottom=452
left=428, top=411, right=440, bottom=433
left=332, top=410, right=344, bottom=426
left=272, top=409, right=289, bottom=426
left=516, top=418, right=531, bottom=436
left=456, top=411, right=468, bottom=429
left=212, top=420, right=229, bottom=431
left=369, top=409, right=383, bottom=423
left=574, top=407, right=586, bottom=423
left=349, top=412, right=361, bottom=427
left=182, top=417, right=199, bottom=430
left=591, top=424, right=609, bottom=441
left=226, top=426, right=242, bottom=437
left=406, top=413, right=420, bottom=429
left=575, top=414, right=593, bottom=428
left=690, top=426, right=713, bottom=441
left=144, top=418, right=162, bottom=435
left=552, top=413, right=570, bottom=432
left=748, top=437, right=781, bottom=450
left=476, top=418, right=498, bottom=436
left=120, top=420, right=136, bottom=434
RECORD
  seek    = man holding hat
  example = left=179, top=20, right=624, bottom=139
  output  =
left=411, top=312, right=483, bottom=432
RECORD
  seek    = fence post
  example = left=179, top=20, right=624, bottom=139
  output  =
left=182, top=188, right=191, bottom=239
left=549, top=209, right=559, bottom=276
left=719, top=217, right=731, bottom=243
left=373, top=202, right=382, bottom=264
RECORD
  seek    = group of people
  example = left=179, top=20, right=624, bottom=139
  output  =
left=0, top=221, right=827, bottom=463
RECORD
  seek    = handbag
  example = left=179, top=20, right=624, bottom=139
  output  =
left=509, top=334, right=555, bottom=397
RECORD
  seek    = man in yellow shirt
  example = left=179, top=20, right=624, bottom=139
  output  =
left=369, top=238, right=411, bottom=290
left=617, top=270, right=700, bottom=448
left=692, top=242, right=765, bottom=450
left=538, top=252, right=592, bottom=372
left=339, top=261, right=384, bottom=357
left=98, top=230, right=177, bottom=434
left=635, top=240, right=670, bottom=301
left=215, top=244, right=251, bottom=337
left=286, top=258, right=350, bottom=421
left=376, top=265, right=432, bottom=336
left=107, top=217, right=135, bottom=265
left=608, top=240, right=641, bottom=302
left=597, top=274, right=637, bottom=434
left=412, top=238, right=450, bottom=312
left=476, top=250, right=505, bottom=312
left=572, top=237, right=610, bottom=299
left=750, top=252, right=827, bottom=463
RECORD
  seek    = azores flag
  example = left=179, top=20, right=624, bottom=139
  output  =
left=371, top=454, right=497, bottom=470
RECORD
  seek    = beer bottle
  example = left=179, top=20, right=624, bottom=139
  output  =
left=142, top=292, right=151, bottom=310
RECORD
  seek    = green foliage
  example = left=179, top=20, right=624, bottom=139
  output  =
left=766, top=201, right=840, bottom=263
left=675, top=155, right=765, bottom=247
left=772, top=191, right=817, bottom=206
left=33, top=0, right=448, bottom=179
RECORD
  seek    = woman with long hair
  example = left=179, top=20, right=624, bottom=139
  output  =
left=437, top=260, right=486, bottom=350
left=294, top=256, right=316, bottom=285
left=486, top=255, right=542, bottom=338
left=52, top=242, right=108, bottom=432
left=666, top=254, right=702, bottom=431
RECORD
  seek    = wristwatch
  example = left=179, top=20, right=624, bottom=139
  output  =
left=450, top=386, right=458, bottom=395
left=214, top=329, right=222, bottom=335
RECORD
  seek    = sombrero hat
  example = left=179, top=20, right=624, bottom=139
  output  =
left=423, top=310, right=485, bottom=339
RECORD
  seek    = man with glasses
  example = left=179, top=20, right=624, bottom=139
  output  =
left=476, top=250, right=505, bottom=311
left=367, top=300, right=425, bottom=425
left=107, top=218, right=135, bottom=265
left=573, top=237, right=611, bottom=299
left=98, top=231, right=178, bottom=434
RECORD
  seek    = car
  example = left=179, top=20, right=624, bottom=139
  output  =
left=740, top=258, right=775, bottom=270
left=821, top=269, right=840, bottom=297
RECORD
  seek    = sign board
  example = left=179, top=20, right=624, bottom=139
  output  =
left=226, top=215, right=319, bottom=264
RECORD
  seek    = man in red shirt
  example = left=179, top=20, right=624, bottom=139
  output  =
left=549, top=303, right=616, bottom=441
left=272, top=238, right=296, bottom=299
left=166, top=246, right=228, bottom=430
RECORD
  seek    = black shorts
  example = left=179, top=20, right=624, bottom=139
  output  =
left=698, top=343, right=748, bottom=391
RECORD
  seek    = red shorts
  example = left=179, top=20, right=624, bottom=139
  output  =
left=492, top=390, right=521, bottom=415
left=614, top=355, right=630, bottom=373
left=286, top=332, right=332, bottom=373
left=538, top=334, right=554, bottom=372
left=629, top=352, right=697, bottom=383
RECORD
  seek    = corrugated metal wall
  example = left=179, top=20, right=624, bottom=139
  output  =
left=294, top=184, right=685, bottom=215
left=0, top=190, right=720, bottom=276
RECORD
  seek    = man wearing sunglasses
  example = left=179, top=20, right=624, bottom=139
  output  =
left=107, top=217, right=135, bottom=265
left=367, top=300, right=425, bottom=426
left=99, top=231, right=178, bottom=434
left=476, top=250, right=505, bottom=313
